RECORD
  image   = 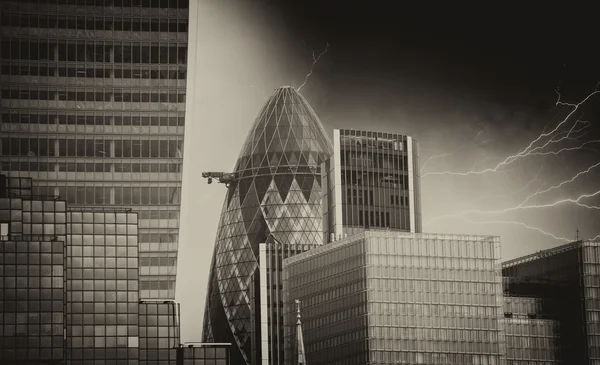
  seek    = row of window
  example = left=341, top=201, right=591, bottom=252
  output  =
left=1, top=41, right=187, bottom=64
left=2, top=113, right=184, bottom=126
left=139, top=280, right=174, bottom=290
left=2, top=65, right=186, bottom=80
left=139, top=256, right=176, bottom=267
left=3, top=161, right=182, bottom=173
left=2, top=14, right=188, bottom=33
left=341, top=170, right=410, bottom=188
left=1, top=137, right=183, bottom=158
left=1, top=89, right=186, bottom=103
left=55, top=186, right=181, bottom=205
left=16, top=0, right=189, bottom=8
left=346, top=189, right=410, bottom=206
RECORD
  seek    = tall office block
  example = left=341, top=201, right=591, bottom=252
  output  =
left=202, top=86, right=333, bottom=365
left=502, top=240, right=600, bottom=365
left=502, top=297, right=559, bottom=364
left=0, top=0, right=189, bottom=300
left=283, top=230, right=507, bottom=365
left=322, top=129, right=422, bottom=243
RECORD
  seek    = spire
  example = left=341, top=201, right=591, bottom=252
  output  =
left=295, top=299, right=307, bottom=365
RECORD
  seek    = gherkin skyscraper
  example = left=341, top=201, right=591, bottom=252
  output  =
left=202, top=86, right=333, bottom=364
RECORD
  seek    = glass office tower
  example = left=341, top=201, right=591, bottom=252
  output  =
left=283, top=230, right=507, bottom=365
left=202, top=86, right=333, bottom=365
left=502, top=240, right=600, bottom=365
left=0, top=0, right=188, bottom=300
left=322, top=129, right=422, bottom=243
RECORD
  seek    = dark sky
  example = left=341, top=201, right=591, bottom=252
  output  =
left=268, top=2, right=599, bottom=111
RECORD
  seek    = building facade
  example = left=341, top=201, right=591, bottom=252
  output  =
left=502, top=297, right=560, bottom=364
left=65, top=207, right=141, bottom=363
left=177, top=343, right=231, bottom=365
left=202, top=86, right=333, bottom=365
left=502, top=240, right=600, bottom=365
left=283, top=230, right=507, bottom=365
left=255, top=236, right=317, bottom=365
left=322, top=129, right=422, bottom=243
left=0, top=0, right=188, bottom=300
left=0, top=176, right=67, bottom=364
left=139, top=300, right=180, bottom=365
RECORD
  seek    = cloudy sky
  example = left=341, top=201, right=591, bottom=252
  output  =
left=176, top=0, right=600, bottom=341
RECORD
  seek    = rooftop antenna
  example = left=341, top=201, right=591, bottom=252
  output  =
left=576, top=228, right=580, bottom=241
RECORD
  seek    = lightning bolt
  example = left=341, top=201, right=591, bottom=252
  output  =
left=465, top=218, right=572, bottom=242
left=430, top=189, right=600, bottom=224
left=296, top=42, right=329, bottom=92
left=427, top=157, right=600, bottom=225
left=468, top=164, right=546, bottom=203
left=422, top=86, right=600, bottom=177
left=592, top=234, right=600, bottom=241
left=421, top=125, right=489, bottom=173
left=526, top=139, right=600, bottom=157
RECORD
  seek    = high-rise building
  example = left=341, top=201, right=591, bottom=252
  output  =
left=502, top=240, right=600, bottom=365
left=201, top=86, right=333, bottom=365
left=282, top=230, right=507, bottom=365
left=322, top=129, right=422, bottom=243
left=0, top=0, right=189, bottom=300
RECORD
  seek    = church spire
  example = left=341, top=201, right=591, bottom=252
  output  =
left=295, top=299, right=307, bottom=365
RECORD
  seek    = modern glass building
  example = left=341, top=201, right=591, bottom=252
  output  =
left=282, top=230, right=507, bottom=365
left=65, top=207, right=141, bottom=363
left=502, top=240, right=600, bottom=365
left=322, top=129, right=422, bottom=243
left=202, top=86, right=333, bottom=365
left=0, top=0, right=189, bottom=300
left=0, top=176, right=67, bottom=364
left=502, top=297, right=560, bottom=364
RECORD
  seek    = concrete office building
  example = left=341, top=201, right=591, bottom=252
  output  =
left=322, top=129, right=422, bottom=243
left=282, top=230, right=507, bottom=365
left=0, top=0, right=188, bottom=300
left=502, top=240, right=600, bottom=365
